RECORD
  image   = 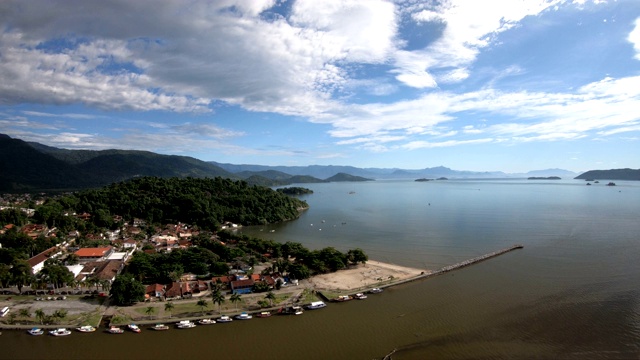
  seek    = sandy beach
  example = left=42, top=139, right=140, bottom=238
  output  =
left=307, top=260, right=429, bottom=292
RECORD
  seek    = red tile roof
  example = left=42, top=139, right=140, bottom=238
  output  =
left=75, top=246, right=112, bottom=258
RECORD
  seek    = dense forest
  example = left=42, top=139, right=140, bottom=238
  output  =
left=32, top=177, right=309, bottom=231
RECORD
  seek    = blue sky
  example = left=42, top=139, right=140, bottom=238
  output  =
left=0, top=0, right=639, bottom=173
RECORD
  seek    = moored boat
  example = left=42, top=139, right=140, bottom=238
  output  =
left=176, top=320, right=196, bottom=329
left=198, top=318, right=216, bottom=325
left=255, top=311, right=272, bottom=318
left=369, top=288, right=383, bottom=294
left=151, top=324, right=169, bottom=331
left=235, top=312, right=252, bottom=320
left=128, top=324, right=141, bottom=333
left=76, top=325, right=96, bottom=333
left=306, top=301, right=326, bottom=310
left=49, top=328, right=71, bottom=337
left=216, top=315, right=233, bottom=323
left=335, top=295, right=352, bottom=302
left=354, top=293, right=367, bottom=300
left=279, top=305, right=303, bottom=315
left=108, top=326, right=124, bottom=334
left=28, top=328, right=44, bottom=336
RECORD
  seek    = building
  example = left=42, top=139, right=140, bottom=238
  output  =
left=74, top=246, right=114, bottom=262
left=27, top=247, right=59, bottom=274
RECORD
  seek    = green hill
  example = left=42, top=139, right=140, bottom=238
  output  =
left=575, top=168, right=640, bottom=181
left=325, top=172, right=373, bottom=182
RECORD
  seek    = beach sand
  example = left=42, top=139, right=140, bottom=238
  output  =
left=307, top=260, right=429, bottom=292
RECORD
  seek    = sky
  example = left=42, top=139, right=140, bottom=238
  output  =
left=0, top=0, right=639, bottom=173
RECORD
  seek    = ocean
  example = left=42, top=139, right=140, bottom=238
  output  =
left=2, top=179, right=639, bottom=359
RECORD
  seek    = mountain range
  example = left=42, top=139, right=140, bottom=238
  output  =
left=3, top=133, right=636, bottom=193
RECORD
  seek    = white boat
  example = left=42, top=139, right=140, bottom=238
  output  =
left=335, top=295, right=352, bottom=302
left=306, top=301, right=327, bottom=310
left=354, top=293, right=368, bottom=300
left=369, top=288, right=383, bottom=294
left=108, top=326, right=124, bottom=334
left=176, top=320, right=196, bottom=329
left=217, top=315, right=233, bottom=323
left=49, top=328, right=71, bottom=337
left=128, top=324, right=141, bottom=333
left=28, top=328, right=44, bottom=336
left=151, top=324, right=169, bottom=331
left=234, top=312, right=252, bottom=320
left=198, top=318, right=216, bottom=325
left=76, top=325, right=96, bottom=333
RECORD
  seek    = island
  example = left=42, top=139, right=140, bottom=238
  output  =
left=527, top=176, right=561, bottom=180
left=415, top=178, right=433, bottom=182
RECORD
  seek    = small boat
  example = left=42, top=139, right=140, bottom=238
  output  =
left=49, top=328, right=71, bottom=337
left=108, top=326, right=124, bottom=334
left=335, top=295, right=352, bottom=302
left=151, top=324, right=169, bottom=331
left=28, top=328, right=44, bottom=336
left=279, top=305, right=303, bottom=315
left=198, top=318, right=216, bottom=325
left=306, top=301, right=327, bottom=310
left=176, top=320, right=196, bottom=329
left=128, top=324, right=141, bottom=333
left=369, top=288, right=383, bottom=294
left=235, top=312, right=252, bottom=320
left=76, top=325, right=96, bottom=333
left=354, top=293, right=367, bottom=300
left=216, top=315, right=233, bottom=323
left=255, top=311, right=272, bottom=318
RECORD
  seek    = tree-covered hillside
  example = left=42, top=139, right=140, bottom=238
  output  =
left=37, top=177, right=309, bottom=230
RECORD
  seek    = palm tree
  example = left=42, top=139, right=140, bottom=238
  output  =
left=35, top=308, right=45, bottom=325
left=265, top=291, right=276, bottom=307
left=19, top=308, right=31, bottom=319
left=52, top=309, right=67, bottom=324
left=145, top=306, right=156, bottom=320
left=196, top=299, right=208, bottom=315
left=230, top=293, right=241, bottom=310
left=164, top=302, right=175, bottom=318
left=211, top=290, right=225, bottom=313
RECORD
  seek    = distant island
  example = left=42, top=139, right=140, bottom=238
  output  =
left=527, top=176, right=561, bottom=180
left=277, top=187, right=314, bottom=195
left=415, top=178, right=433, bottom=182
left=575, top=168, right=640, bottom=181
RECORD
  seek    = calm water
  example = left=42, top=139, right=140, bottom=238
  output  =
left=2, top=179, right=639, bottom=359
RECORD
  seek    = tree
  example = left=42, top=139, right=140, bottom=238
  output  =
left=265, top=291, right=276, bottom=307
left=19, top=308, right=30, bottom=319
left=229, top=293, right=241, bottom=310
left=52, top=309, right=67, bottom=324
left=164, top=302, right=175, bottom=318
left=196, top=299, right=209, bottom=315
left=10, top=260, right=34, bottom=294
left=110, top=274, right=145, bottom=306
left=35, top=308, right=45, bottom=325
left=347, top=248, right=368, bottom=265
left=145, top=306, right=156, bottom=320
left=212, top=290, right=225, bottom=312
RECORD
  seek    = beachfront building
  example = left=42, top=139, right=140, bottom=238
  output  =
left=74, top=246, right=114, bottom=263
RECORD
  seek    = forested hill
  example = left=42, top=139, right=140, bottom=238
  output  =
left=575, top=168, right=640, bottom=180
left=39, top=177, right=309, bottom=230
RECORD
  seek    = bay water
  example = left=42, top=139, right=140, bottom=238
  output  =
left=2, top=179, right=639, bottom=359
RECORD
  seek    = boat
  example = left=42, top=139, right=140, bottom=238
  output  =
left=235, top=312, right=252, bottom=320
left=108, top=326, right=124, bottom=334
left=335, top=295, right=352, bottom=302
left=76, top=325, right=96, bottom=333
left=128, top=324, right=141, bottom=333
left=28, top=328, right=44, bottom=336
left=49, top=328, right=71, bottom=337
left=216, top=315, right=233, bottom=323
left=198, top=318, right=216, bottom=325
left=354, top=293, right=368, bottom=300
left=369, top=288, right=383, bottom=294
left=151, top=324, right=169, bottom=331
left=176, top=320, right=196, bottom=329
left=255, top=311, right=272, bottom=318
left=305, top=301, right=326, bottom=310
left=279, top=305, right=303, bottom=315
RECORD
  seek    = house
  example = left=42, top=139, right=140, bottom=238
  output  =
left=27, top=247, right=59, bottom=274
left=74, top=246, right=114, bottom=262
left=165, top=282, right=192, bottom=299
left=230, top=278, right=254, bottom=294
left=145, top=283, right=165, bottom=299
left=93, top=260, right=124, bottom=283
left=123, top=239, right=137, bottom=250
left=211, top=275, right=232, bottom=289
left=190, top=280, right=209, bottom=293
